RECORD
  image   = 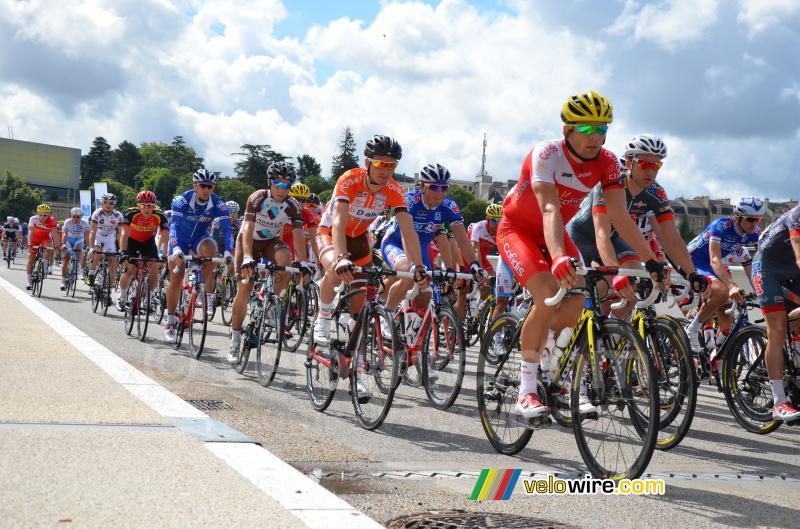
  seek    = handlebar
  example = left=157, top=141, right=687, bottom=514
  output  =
left=545, top=267, right=660, bottom=308
left=241, top=261, right=303, bottom=284
left=172, top=254, right=227, bottom=274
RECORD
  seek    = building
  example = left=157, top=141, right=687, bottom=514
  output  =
left=671, top=196, right=798, bottom=239
left=0, top=138, right=81, bottom=218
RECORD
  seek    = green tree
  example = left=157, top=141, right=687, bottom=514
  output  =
left=216, top=178, right=256, bottom=210
left=112, top=140, right=143, bottom=187
left=173, top=173, right=195, bottom=199
left=330, top=126, right=359, bottom=180
left=461, top=199, right=489, bottom=227
left=167, top=136, right=204, bottom=176
left=301, top=174, right=334, bottom=195
left=0, top=171, right=45, bottom=220
left=233, top=144, right=287, bottom=188
left=139, top=168, right=179, bottom=208
left=447, top=185, right=474, bottom=209
left=318, top=188, right=333, bottom=205
left=91, top=178, right=137, bottom=211
left=296, top=154, right=322, bottom=179
left=140, top=142, right=171, bottom=169
left=80, top=136, right=113, bottom=188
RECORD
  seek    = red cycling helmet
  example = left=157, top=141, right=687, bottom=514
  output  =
left=137, top=190, right=157, bottom=204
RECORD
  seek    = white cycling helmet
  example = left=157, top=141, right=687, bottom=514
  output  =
left=733, top=197, right=766, bottom=217
left=70, top=207, right=83, bottom=216
left=225, top=200, right=240, bottom=214
left=623, top=134, right=667, bottom=159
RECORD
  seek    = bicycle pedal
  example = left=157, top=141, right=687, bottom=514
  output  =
left=527, top=416, right=552, bottom=429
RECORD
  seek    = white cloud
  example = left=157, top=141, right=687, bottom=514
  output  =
left=737, top=0, right=800, bottom=36
left=608, top=0, right=719, bottom=51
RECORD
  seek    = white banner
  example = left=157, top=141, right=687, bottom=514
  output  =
left=80, top=190, right=92, bottom=217
left=93, top=182, right=108, bottom=210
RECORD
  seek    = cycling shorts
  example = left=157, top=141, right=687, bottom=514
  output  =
left=235, top=237, right=289, bottom=280
left=751, top=252, right=800, bottom=314
left=380, top=239, right=433, bottom=271
left=66, top=236, right=84, bottom=251
left=317, top=226, right=372, bottom=267
left=495, top=257, right=514, bottom=299
left=93, top=233, right=118, bottom=253
left=29, top=231, right=52, bottom=252
left=126, top=237, right=159, bottom=259
left=690, top=253, right=719, bottom=281
left=169, top=234, right=215, bottom=256
left=496, top=217, right=582, bottom=286
left=567, top=226, right=638, bottom=268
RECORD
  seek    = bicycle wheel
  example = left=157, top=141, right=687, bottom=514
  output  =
left=123, top=277, right=137, bottom=336
left=237, top=319, right=255, bottom=374
left=421, top=304, right=466, bottom=409
left=304, top=283, right=319, bottom=341
left=351, top=303, right=400, bottom=430
left=305, top=339, right=338, bottom=412
left=33, top=259, right=44, bottom=298
left=722, top=326, right=781, bottom=434
left=647, top=317, right=697, bottom=451
left=282, top=285, right=305, bottom=353
left=68, top=262, right=78, bottom=297
left=476, top=297, right=495, bottom=344
left=91, top=271, right=102, bottom=313
left=137, top=277, right=151, bottom=341
left=220, top=274, right=236, bottom=326
left=175, top=289, right=187, bottom=349
left=153, top=274, right=167, bottom=324
left=475, top=313, right=534, bottom=455
left=256, top=295, right=284, bottom=386
left=188, top=284, right=208, bottom=359
left=571, top=319, right=659, bottom=480
left=101, top=268, right=111, bottom=316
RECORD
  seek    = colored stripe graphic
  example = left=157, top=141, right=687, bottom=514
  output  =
left=470, top=469, right=521, bottom=500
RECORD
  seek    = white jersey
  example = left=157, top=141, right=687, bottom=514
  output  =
left=90, top=208, right=124, bottom=237
left=63, top=218, right=90, bottom=238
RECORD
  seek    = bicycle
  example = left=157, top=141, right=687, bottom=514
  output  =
left=388, top=269, right=472, bottom=409
left=476, top=265, right=661, bottom=480
left=209, top=262, right=237, bottom=326
left=232, top=260, right=300, bottom=386
left=28, top=244, right=52, bottom=298
left=304, top=265, right=401, bottom=430
left=62, top=243, right=81, bottom=298
left=120, top=256, right=165, bottom=341
left=281, top=268, right=312, bottom=353
left=89, top=250, right=118, bottom=316
left=152, top=263, right=169, bottom=324
left=720, top=291, right=788, bottom=434
left=4, top=238, right=15, bottom=268
left=172, top=255, right=226, bottom=359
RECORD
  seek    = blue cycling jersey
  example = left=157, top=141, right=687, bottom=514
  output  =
left=382, top=190, right=463, bottom=250
left=687, top=216, right=759, bottom=269
left=169, top=190, right=233, bottom=253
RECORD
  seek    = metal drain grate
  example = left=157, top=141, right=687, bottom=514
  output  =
left=386, top=511, right=581, bottom=529
left=185, top=399, right=233, bottom=411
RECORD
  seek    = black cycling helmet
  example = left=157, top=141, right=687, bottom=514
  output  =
left=266, top=161, right=297, bottom=182
left=364, top=135, right=402, bottom=160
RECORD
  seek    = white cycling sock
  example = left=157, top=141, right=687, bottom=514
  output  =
left=319, top=302, right=333, bottom=320
left=770, top=379, right=787, bottom=406
left=119, top=288, right=128, bottom=301
left=519, top=360, right=539, bottom=396
left=167, top=312, right=175, bottom=325
left=231, top=329, right=242, bottom=342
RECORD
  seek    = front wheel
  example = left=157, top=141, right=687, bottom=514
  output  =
left=421, top=304, right=466, bottom=410
left=188, top=284, right=208, bottom=359
left=220, top=274, right=236, bottom=326
left=137, top=277, right=151, bottom=341
left=256, top=296, right=284, bottom=387
left=306, top=340, right=338, bottom=412
left=123, top=277, right=138, bottom=336
left=571, top=319, right=658, bottom=480
left=282, top=285, right=305, bottom=353
left=722, top=326, right=781, bottom=434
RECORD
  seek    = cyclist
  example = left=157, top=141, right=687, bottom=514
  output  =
left=281, top=182, right=319, bottom=262
left=379, top=163, right=484, bottom=328
left=226, top=162, right=311, bottom=362
left=305, top=192, right=323, bottom=265
left=751, top=204, right=800, bottom=420
left=60, top=208, right=90, bottom=290
left=26, top=204, right=58, bottom=289
left=87, top=193, right=124, bottom=287
left=497, top=90, right=668, bottom=418
left=684, top=197, right=764, bottom=351
left=567, top=134, right=708, bottom=316
left=312, top=135, right=425, bottom=361
left=164, top=169, right=233, bottom=341
left=116, top=191, right=169, bottom=311
left=1, top=216, right=21, bottom=260
left=452, top=204, right=503, bottom=319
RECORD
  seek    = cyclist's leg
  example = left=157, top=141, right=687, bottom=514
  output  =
left=383, top=240, right=413, bottom=311
left=491, top=257, right=514, bottom=320
left=61, top=239, right=72, bottom=279
left=165, top=238, right=189, bottom=321
left=270, top=240, right=292, bottom=296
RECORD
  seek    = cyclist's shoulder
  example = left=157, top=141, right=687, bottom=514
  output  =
left=645, top=182, right=670, bottom=202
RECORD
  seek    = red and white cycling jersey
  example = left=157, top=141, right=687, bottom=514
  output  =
left=28, top=214, right=57, bottom=236
left=503, top=139, right=622, bottom=231
left=468, top=220, right=497, bottom=272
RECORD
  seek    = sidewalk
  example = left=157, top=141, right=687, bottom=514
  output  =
left=0, top=276, right=382, bottom=529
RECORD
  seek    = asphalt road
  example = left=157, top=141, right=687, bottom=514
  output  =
left=4, top=260, right=799, bottom=529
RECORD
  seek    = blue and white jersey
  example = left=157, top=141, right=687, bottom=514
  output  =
left=382, top=190, right=463, bottom=249
left=687, top=216, right=759, bottom=267
left=169, top=189, right=233, bottom=253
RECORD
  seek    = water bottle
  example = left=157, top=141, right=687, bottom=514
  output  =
left=703, top=325, right=715, bottom=351
left=338, top=313, right=351, bottom=342
left=540, top=330, right=556, bottom=380
left=551, top=328, right=571, bottom=373
left=405, top=310, right=422, bottom=345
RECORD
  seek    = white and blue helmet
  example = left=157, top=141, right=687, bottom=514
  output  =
left=733, top=197, right=766, bottom=217
left=193, top=168, right=217, bottom=184
left=419, top=163, right=451, bottom=184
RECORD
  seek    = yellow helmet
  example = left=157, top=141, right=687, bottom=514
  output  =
left=57, top=220, right=64, bottom=227
left=485, top=203, right=503, bottom=219
left=36, top=204, right=51, bottom=214
left=561, top=90, right=613, bottom=124
left=289, top=182, right=311, bottom=200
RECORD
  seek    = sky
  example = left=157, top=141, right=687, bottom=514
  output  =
left=1, top=0, right=799, bottom=201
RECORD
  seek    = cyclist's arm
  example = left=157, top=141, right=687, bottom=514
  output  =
left=331, top=201, right=349, bottom=260
left=291, top=225, right=307, bottom=261
left=650, top=216, right=696, bottom=273
left=240, top=219, right=255, bottom=259
left=118, top=225, right=130, bottom=253
left=604, top=187, right=657, bottom=262
left=49, top=228, right=58, bottom=248
left=435, top=233, right=454, bottom=269
left=592, top=208, right=620, bottom=267
left=452, top=223, right=478, bottom=265
left=308, top=226, right=320, bottom=261
left=395, top=210, right=424, bottom=268
left=158, top=228, right=168, bottom=255
left=709, top=239, right=734, bottom=288
left=88, top=223, right=97, bottom=248
left=792, top=233, right=800, bottom=271
left=742, top=262, right=754, bottom=290
left=531, top=181, right=568, bottom=258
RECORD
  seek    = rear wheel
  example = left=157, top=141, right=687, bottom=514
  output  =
left=137, top=277, right=151, bottom=341
left=188, top=284, right=208, bottom=359
left=421, top=304, right=466, bottom=409
left=175, top=289, right=187, bottom=349
left=306, top=339, right=338, bottom=412
left=123, top=277, right=138, bottom=336
left=722, top=326, right=781, bottom=434
left=256, top=296, right=284, bottom=386
left=220, top=274, right=236, bottom=326
left=282, top=285, right=305, bottom=353
left=100, top=267, right=111, bottom=316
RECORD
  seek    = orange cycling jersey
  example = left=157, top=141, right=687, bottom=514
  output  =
left=329, top=168, right=406, bottom=238
left=121, top=208, right=168, bottom=243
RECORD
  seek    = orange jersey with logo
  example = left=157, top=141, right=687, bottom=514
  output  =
left=330, top=168, right=406, bottom=238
